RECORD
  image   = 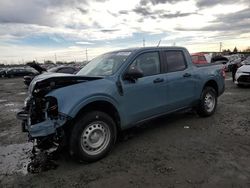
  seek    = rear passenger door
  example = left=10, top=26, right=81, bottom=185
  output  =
left=163, top=50, right=196, bottom=110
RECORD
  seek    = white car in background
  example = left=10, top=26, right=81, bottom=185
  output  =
left=240, top=56, right=250, bottom=65
left=235, top=60, right=250, bottom=87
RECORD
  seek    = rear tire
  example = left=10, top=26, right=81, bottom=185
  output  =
left=69, top=111, right=117, bottom=162
left=197, top=87, right=217, bottom=117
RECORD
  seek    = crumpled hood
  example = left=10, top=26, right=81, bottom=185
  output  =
left=28, top=72, right=102, bottom=97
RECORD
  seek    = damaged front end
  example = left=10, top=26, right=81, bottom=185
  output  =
left=17, top=74, right=103, bottom=172
left=17, top=75, right=94, bottom=172
left=17, top=74, right=100, bottom=144
left=18, top=95, right=70, bottom=138
left=17, top=95, right=70, bottom=173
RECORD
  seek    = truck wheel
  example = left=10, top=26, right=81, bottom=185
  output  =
left=69, top=111, right=117, bottom=162
left=197, top=87, right=217, bottom=117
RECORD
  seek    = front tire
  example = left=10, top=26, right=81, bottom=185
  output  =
left=197, top=87, right=217, bottom=117
left=69, top=111, right=117, bottom=162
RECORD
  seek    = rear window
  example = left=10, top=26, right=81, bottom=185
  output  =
left=165, top=51, right=187, bottom=72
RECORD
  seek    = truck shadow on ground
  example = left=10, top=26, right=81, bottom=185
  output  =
left=118, top=110, right=198, bottom=142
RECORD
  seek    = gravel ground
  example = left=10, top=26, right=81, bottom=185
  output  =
left=0, top=74, right=249, bottom=188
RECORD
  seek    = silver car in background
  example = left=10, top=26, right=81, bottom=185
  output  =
left=235, top=59, right=250, bottom=87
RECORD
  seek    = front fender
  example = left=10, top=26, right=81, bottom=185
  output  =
left=67, top=95, right=121, bottom=118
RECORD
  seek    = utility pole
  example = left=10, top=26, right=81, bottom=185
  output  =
left=85, top=48, right=88, bottom=61
left=54, top=53, right=57, bottom=63
left=219, top=42, right=222, bottom=53
left=143, top=38, right=145, bottom=47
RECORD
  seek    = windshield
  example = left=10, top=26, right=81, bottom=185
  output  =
left=77, top=51, right=131, bottom=76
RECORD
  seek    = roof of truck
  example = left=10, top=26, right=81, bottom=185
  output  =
left=111, top=46, right=187, bottom=53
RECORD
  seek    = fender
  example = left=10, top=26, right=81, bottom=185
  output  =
left=64, top=94, right=123, bottom=122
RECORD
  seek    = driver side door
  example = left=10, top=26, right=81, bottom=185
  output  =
left=120, top=51, right=167, bottom=125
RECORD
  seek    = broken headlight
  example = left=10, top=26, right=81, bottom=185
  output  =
left=45, top=96, right=58, bottom=119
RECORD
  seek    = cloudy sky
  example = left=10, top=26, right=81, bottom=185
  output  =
left=0, top=0, right=249, bottom=64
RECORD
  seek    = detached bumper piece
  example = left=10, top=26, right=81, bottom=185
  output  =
left=29, top=117, right=68, bottom=138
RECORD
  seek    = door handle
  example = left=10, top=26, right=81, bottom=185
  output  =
left=183, top=73, right=191, bottom=78
left=153, top=78, right=164, bottom=83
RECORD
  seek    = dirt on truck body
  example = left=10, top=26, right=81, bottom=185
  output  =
left=0, top=75, right=250, bottom=187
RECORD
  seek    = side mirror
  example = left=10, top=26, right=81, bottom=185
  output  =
left=124, top=66, right=143, bottom=80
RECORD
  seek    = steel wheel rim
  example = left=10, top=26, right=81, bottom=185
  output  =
left=204, top=93, right=215, bottom=112
left=80, top=121, right=111, bottom=156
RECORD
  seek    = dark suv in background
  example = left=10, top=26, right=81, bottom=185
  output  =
left=5, top=68, right=38, bottom=78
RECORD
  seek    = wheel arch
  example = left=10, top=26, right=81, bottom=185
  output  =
left=73, top=100, right=121, bottom=132
left=203, top=80, right=218, bottom=96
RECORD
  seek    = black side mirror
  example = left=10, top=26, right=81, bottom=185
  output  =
left=124, top=66, right=143, bottom=80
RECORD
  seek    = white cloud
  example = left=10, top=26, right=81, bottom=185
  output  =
left=0, top=0, right=249, bottom=63
left=76, top=41, right=94, bottom=45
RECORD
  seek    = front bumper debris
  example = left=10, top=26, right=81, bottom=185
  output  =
left=17, top=110, right=70, bottom=138
left=17, top=110, right=69, bottom=173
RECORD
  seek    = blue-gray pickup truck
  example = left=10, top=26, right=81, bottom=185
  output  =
left=17, top=47, right=225, bottom=162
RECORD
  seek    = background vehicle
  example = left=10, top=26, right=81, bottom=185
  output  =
left=240, top=56, right=250, bottom=65
left=0, top=69, right=6, bottom=77
left=235, top=60, right=250, bottom=87
left=191, top=53, right=208, bottom=64
left=24, top=65, right=79, bottom=86
left=5, top=68, right=38, bottom=78
left=17, top=47, right=225, bottom=163
left=224, top=55, right=242, bottom=72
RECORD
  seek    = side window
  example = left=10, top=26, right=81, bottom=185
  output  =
left=130, top=52, right=160, bottom=77
left=165, top=51, right=187, bottom=72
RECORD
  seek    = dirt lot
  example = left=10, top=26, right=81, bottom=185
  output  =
left=0, top=75, right=249, bottom=188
